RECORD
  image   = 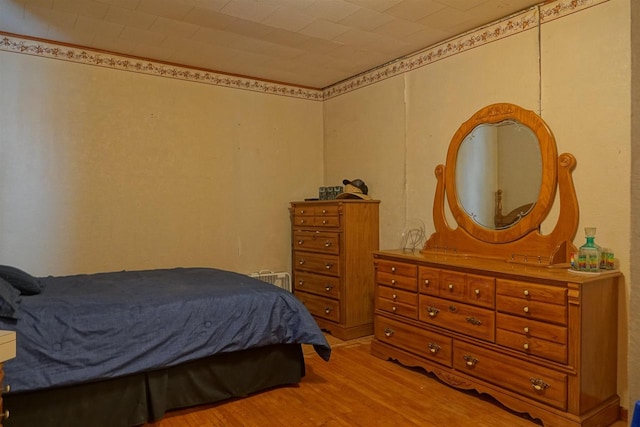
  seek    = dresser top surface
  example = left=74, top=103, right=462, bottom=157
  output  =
left=375, top=249, right=621, bottom=284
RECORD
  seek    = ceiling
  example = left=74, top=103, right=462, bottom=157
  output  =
left=0, top=0, right=543, bottom=88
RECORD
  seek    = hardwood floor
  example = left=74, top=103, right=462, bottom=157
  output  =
left=145, top=335, right=626, bottom=427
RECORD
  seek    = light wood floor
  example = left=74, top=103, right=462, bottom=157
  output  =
left=145, top=335, right=626, bottom=427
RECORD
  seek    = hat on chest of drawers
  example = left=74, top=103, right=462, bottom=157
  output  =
left=337, top=178, right=371, bottom=200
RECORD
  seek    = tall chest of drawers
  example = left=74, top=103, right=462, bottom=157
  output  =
left=371, top=250, right=620, bottom=427
left=290, top=200, right=379, bottom=340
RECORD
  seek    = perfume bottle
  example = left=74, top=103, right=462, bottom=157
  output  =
left=578, top=227, right=601, bottom=272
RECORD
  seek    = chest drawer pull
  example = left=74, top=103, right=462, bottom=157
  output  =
left=324, top=241, right=332, bottom=247
left=299, top=219, right=307, bottom=225
left=391, top=267, right=396, bottom=273
left=324, top=307, right=333, bottom=314
left=322, top=220, right=328, bottom=224
left=325, top=284, right=333, bottom=292
left=0, top=409, right=9, bottom=420
left=448, top=283, right=454, bottom=290
left=524, top=290, right=530, bottom=297
left=391, top=279, right=396, bottom=285
left=449, top=305, right=457, bottom=312
left=524, top=343, right=530, bottom=350
left=524, top=326, right=529, bottom=333
left=465, top=316, right=482, bottom=326
left=475, top=289, right=480, bottom=295
left=428, top=342, right=441, bottom=354
left=427, top=306, right=440, bottom=317
left=297, top=239, right=304, bottom=245
left=298, top=280, right=304, bottom=286
left=325, top=263, right=333, bottom=270
left=463, top=355, right=479, bottom=367
left=384, top=327, right=394, bottom=337
left=298, top=259, right=306, bottom=265
left=530, top=377, right=550, bottom=391
left=392, top=306, right=398, bottom=312
left=524, top=306, right=530, bottom=313
left=424, top=279, right=430, bottom=285
left=3, top=385, right=9, bottom=393
left=392, top=294, right=398, bottom=300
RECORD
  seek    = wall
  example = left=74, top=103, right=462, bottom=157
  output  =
left=324, top=0, right=633, bottom=413
left=0, top=48, right=324, bottom=277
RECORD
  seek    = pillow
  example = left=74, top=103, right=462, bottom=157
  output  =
left=0, top=277, right=21, bottom=319
left=0, top=265, right=42, bottom=295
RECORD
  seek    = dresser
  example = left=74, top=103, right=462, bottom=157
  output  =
left=372, top=250, right=620, bottom=427
left=0, top=331, right=16, bottom=425
left=290, top=199, right=379, bottom=340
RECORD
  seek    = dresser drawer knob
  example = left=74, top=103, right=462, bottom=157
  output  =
left=529, top=377, right=550, bottom=391
left=428, top=342, right=441, bottom=354
left=297, top=240, right=304, bottom=245
left=523, top=343, right=530, bottom=350
left=0, top=409, right=9, bottom=420
left=298, top=259, right=306, bottom=265
left=524, top=326, right=529, bottom=334
left=424, top=279, right=430, bottom=285
left=448, top=283, right=454, bottom=290
left=298, top=280, right=304, bottom=286
left=299, top=219, right=306, bottom=225
left=325, top=284, right=333, bottom=292
left=324, top=307, right=332, bottom=314
left=474, top=289, right=480, bottom=295
left=392, top=306, right=397, bottom=312
left=448, top=305, right=457, bottom=313
left=427, top=306, right=439, bottom=317
left=465, top=316, right=482, bottom=326
left=324, top=241, right=332, bottom=247
left=384, top=327, right=394, bottom=337
left=299, top=209, right=305, bottom=214
left=322, top=220, right=328, bottom=224
left=524, top=290, right=530, bottom=297
left=463, top=354, right=479, bottom=367
left=391, top=279, right=396, bottom=285
left=3, top=384, right=10, bottom=393
left=391, top=267, right=396, bottom=273
left=322, top=209, right=327, bottom=214
left=325, top=263, right=333, bottom=270
left=392, top=294, right=398, bottom=300
left=523, top=306, right=530, bottom=313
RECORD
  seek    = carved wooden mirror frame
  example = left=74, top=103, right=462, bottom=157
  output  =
left=423, top=103, right=579, bottom=266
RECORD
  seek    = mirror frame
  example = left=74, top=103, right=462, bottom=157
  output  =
left=445, top=103, right=557, bottom=243
left=424, top=103, right=580, bottom=266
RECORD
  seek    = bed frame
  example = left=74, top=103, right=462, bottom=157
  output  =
left=4, top=343, right=304, bottom=427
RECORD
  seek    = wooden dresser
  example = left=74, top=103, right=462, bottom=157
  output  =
left=0, top=331, right=16, bottom=425
left=290, top=199, right=380, bottom=340
left=370, top=103, right=622, bottom=426
left=372, top=250, right=620, bottom=427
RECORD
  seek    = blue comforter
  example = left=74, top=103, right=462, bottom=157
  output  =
left=0, top=267, right=331, bottom=393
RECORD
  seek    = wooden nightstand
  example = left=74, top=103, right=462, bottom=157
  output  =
left=0, top=331, right=16, bottom=425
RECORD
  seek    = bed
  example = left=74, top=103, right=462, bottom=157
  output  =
left=0, top=265, right=331, bottom=427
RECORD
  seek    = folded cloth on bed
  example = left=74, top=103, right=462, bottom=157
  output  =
left=0, top=267, right=331, bottom=393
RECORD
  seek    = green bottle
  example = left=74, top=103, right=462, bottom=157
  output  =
left=578, top=227, right=601, bottom=272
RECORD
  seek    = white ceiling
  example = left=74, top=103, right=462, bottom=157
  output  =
left=0, top=0, right=543, bottom=88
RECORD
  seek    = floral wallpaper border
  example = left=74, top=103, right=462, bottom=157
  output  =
left=0, top=0, right=608, bottom=101
left=323, top=0, right=609, bottom=99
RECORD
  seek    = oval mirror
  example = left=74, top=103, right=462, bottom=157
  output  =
left=455, top=120, right=542, bottom=230
left=445, top=103, right=558, bottom=244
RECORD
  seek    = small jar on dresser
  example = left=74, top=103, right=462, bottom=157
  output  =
left=0, top=330, right=16, bottom=425
left=290, top=199, right=380, bottom=340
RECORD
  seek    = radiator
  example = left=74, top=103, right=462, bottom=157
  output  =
left=248, top=270, right=292, bottom=292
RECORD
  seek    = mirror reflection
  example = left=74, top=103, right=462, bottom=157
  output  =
left=455, top=120, right=542, bottom=230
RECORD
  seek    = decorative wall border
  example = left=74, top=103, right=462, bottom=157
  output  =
left=0, top=34, right=324, bottom=101
left=322, top=0, right=610, bottom=100
left=0, top=0, right=609, bottom=101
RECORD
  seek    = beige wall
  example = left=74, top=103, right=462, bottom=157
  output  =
left=0, top=50, right=323, bottom=276
left=324, top=0, right=634, bottom=412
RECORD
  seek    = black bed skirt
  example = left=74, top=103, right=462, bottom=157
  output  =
left=4, top=344, right=305, bottom=427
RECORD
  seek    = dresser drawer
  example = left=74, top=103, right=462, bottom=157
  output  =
left=496, top=313, right=567, bottom=364
left=465, top=274, right=495, bottom=308
left=496, top=295, right=567, bottom=325
left=376, top=260, right=417, bottom=277
left=296, top=291, right=340, bottom=322
left=294, top=251, right=340, bottom=277
left=376, top=316, right=452, bottom=367
left=454, top=341, right=567, bottom=410
left=439, top=270, right=466, bottom=301
left=314, top=205, right=340, bottom=217
left=377, top=271, right=417, bottom=292
left=418, top=266, right=440, bottom=295
left=377, top=286, right=418, bottom=319
left=313, top=215, right=340, bottom=228
left=419, top=296, right=495, bottom=342
left=293, top=230, right=340, bottom=254
left=293, top=271, right=340, bottom=298
left=496, top=279, right=567, bottom=305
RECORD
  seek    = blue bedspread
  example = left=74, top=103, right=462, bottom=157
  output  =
left=0, top=267, right=331, bottom=393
